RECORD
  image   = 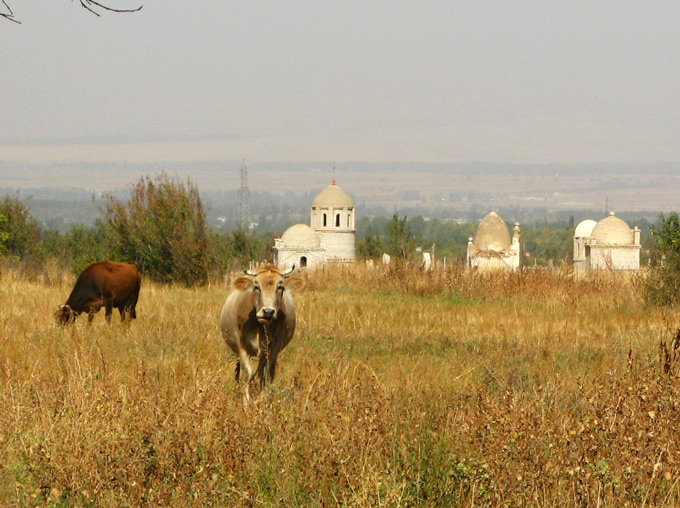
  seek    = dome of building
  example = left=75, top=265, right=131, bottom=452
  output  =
left=591, top=212, right=634, bottom=245
left=280, top=223, right=321, bottom=248
left=312, top=181, right=354, bottom=208
left=473, top=211, right=511, bottom=251
left=574, top=219, right=597, bottom=238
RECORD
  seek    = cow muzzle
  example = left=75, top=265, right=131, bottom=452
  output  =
left=257, top=307, right=277, bottom=323
left=56, top=305, right=75, bottom=325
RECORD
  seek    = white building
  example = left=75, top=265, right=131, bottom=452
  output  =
left=273, top=224, right=326, bottom=270
left=467, top=211, right=521, bottom=271
left=573, top=219, right=597, bottom=272
left=274, top=180, right=356, bottom=269
left=573, top=212, right=641, bottom=271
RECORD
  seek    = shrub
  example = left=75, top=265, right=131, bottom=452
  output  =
left=357, top=233, right=383, bottom=260
left=0, top=194, right=42, bottom=260
left=100, top=172, right=213, bottom=286
left=0, top=214, right=8, bottom=255
left=645, top=212, right=680, bottom=305
left=42, top=223, right=111, bottom=275
left=387, top=213, right=415, bottom=259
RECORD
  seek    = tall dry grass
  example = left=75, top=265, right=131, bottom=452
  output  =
left=1, top=263, right=679, bottom=507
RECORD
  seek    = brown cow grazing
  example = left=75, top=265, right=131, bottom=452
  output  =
left=220, top=264, right=304, bottom=398
left=56, top=261, right=141, bottom=325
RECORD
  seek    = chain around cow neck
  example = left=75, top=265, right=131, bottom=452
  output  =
left=261, top=323, right=270, bottom=374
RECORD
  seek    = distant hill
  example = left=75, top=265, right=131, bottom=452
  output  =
left=2, top=161, right=680, bottom=219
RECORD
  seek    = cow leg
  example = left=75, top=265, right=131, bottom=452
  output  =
left=105, top=301, right=113, bottom=324
left=234, top=359, right=241, bottom=383
left=127, top=292, right=139, bottom=320
left=238, top=349, right=255, bottom=399
left=267, top=348, right=281, bottom=383
left=260, top=338, right=282, bottom=385
left=257, top=351, right=268, bottom=388
left=88, top=301, right=102, bottom=324
left=257, top=349, right=281, bottom=388
left=119, top=306, right=127, bottom=321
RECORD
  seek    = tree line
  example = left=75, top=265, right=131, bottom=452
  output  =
left=0, top=173, right=269, bottom=285
left=0, top=172, right=674, bottom=297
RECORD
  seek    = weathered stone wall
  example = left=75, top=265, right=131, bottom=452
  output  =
left=276, top=249, right=326, bottom=271
left=469, top=255, right=518, bottom=271
left=467, top=241, right=521, bottom=272
left=318, top=230, right=356, bottom=262
left=311, top=208, right=355, bottom=231
left=589, top=246, right=640, bottom=270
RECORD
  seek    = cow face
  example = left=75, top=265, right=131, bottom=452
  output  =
left=55, top=304, right=76, bottom=325
left=234, top=266, right=304, bottom=325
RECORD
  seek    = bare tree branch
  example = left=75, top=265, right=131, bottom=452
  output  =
left=78, top=0, right=99, bottom=16
left=80, top=0, right=142, bottom=14
left=1, top=0, right=142, bottom=23
left=0, top=0, right=21, bottom=24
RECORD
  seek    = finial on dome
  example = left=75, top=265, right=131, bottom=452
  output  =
left=609, top=211, right=615, bottom=216
left=332, top=179, right=336, bottom=185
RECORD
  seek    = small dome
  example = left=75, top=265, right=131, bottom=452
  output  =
left=473, top=211, right=511, bottom=251
left=280, top=223, right=321, bottom=248
left=591, top=213, right=634, bottom=245
left=312, top=181, right=354, bottom=208
left=574, top=219, right=597, bottom=238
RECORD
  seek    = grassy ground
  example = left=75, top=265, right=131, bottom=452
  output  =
left=1, top=263, right=679, bottom=507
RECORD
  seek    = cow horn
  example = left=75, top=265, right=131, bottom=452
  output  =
left=245, top=269, right=257, bottom=276
left=283, top=264, right=295, bottom=276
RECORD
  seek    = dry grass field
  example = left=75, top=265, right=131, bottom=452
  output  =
left=1, top=263, right=680, bottom=507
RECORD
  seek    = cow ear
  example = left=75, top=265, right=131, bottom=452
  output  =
left=233, top=276, right=254, bottom=291
left=284, top=276, right=305, bottom=292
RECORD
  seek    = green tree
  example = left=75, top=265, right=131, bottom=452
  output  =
left=357, top=233, right=383, bottom=259
left=387, top=213, right=414, bottom=259
left=0, top=195, right=42, bottom=260
left=101, top=172, right=213, bottom=286
left=646, top=212, right=680, bottom=305
left=42, top=223, right=110, bottom=275
left=0, top=214, right=9, bottom=255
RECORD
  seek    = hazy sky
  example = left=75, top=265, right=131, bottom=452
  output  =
left=2, top=1, right=680, bottom=165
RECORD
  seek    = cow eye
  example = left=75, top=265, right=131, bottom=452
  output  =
left=277, top=285, right=285, bottom=292
left=253, top=284, right=260, bottom=292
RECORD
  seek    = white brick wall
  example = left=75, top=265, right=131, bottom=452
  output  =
left=276, top=249, right=326, bottom=271
left=318, top=231, right=356, bottom=262
left=589, top=246, right=640, bottom=270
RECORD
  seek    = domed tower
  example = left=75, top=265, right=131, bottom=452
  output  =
left=310, top=180, right=356, bottom=263
left=467, top=211, right=521, bottom=271
left=573, top=219, right=597, bottom=272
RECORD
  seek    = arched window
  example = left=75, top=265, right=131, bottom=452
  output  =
left=300, top=256, right=307, bottom=267
left=347, top=214, right=351, bottom=228
left=323, top=213, right=327, bottom=227
left=335, top=214, right=340, bottom=227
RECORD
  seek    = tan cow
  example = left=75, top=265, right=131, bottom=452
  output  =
left=220, top=264, right=304, bottom=397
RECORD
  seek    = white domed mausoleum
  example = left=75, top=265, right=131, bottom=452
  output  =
left=467, top=211, right=521, bottom=271
left=273, top=224, right=326, bottom=270
left=274, top=180, right=356, bottom=269
left=573, top=212, right=640, bottom=271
